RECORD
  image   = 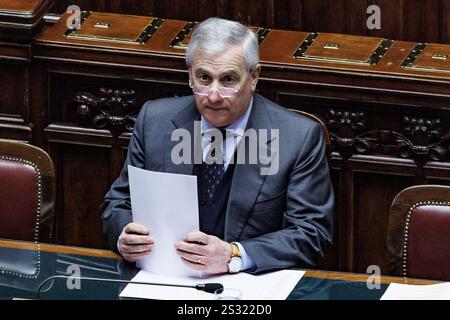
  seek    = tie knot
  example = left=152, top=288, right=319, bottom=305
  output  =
left=204, top=128, right=227, bottom=142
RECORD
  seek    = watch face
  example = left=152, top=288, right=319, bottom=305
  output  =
left=228, top=257, right=243, bottom=273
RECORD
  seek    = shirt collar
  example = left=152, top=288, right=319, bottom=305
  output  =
left=201, top=97, right=253, bottom=138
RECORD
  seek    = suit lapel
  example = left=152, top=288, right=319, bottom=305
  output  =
left=164, top=99, right=201, bottom=175
left=224, top=94, right=278, bottom=241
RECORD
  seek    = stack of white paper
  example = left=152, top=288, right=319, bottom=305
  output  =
left=119, top=269, right=305, bottom=300
left=381, top=282, right=450, bottom=300
left=128, top=166, right=200, bottom=278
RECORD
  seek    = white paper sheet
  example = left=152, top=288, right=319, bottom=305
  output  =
left=381, top=282, right=450, bottom=300
left=119, top=269, right=305, bottom=300
left=128, top=166, right=200, bottom=277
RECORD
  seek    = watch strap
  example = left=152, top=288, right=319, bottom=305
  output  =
left=230, top=242, right=241, bottom=258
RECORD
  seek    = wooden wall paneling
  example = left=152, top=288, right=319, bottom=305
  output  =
left=0, top=122, right=31, bottom=142
left=231, top=1, right=250, bottom=25
left=326, top=0, right=349, bottom=34
left=301, top=0, right=348, bottom=34
left=347, top=0, right=369, bottom=36
left=0, top=63, right=31, bottom=142
left=243, top=0, right=269, bottom=28
left=49, top=0, right=450, bottom=44
left=152, top=0, right=177, bottom=20
left=300, top=0, right=331, bottom=33
left=215, top=0, right=242, bottom=23
left=193, top=0, right=218, bottom=22
left=287, top=0, right=303, bottom=31
left=319, top=169, right=341, bottom=270
left=264, top=0, right=277, bottom=29
left=52, top=0, right=105, bottom=14
left=109, top=138, right=129, bottom=185
left=441, top=0, right=450, bottom=43
left=58, top=143, right=111, bottom=247
left=338, top=164, right=355, bottom=270
left=258, top=0, right=304, bottom=30
left=0, top=43, right=31, bottom=62
left=233, top=1, right=276, bottom=27
left=172, top=0, right=199, bottom=22
left=271, top=88, right=450, bottom=174
left=30, top=63, right=52, bottom=149
left=352, top=172, right=415, bottom=273
left=404, top=0, right=441, bottom=43
left=214, top=0, right=229, bottom=20
left=0, top=64, right=26, bottom=118
left=51, top=0, right=287, bottom=29
left=260, top=69, right=450, bottom=111
left=366, top=0, right=404, bottom=40
left=106, top=0, right=149, bottom=16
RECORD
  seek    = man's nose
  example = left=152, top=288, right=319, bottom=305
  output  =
left=207, top=85, right=224, bottom=103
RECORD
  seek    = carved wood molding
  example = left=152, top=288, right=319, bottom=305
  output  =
left=327, top=109, right=450, bottom=165
left=71, top=87, right=139, bottom=137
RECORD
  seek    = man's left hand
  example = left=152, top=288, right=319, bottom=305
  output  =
left=174, top=231, right=231, bottom=274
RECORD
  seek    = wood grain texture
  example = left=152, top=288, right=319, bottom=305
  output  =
left=404, top=0, right=440, bottom=43
left=50, top=0, right=450, bottom=43
left=0, top=0, right=44, bottom=13
left=0, top=239, right=120, bottom=259
left=353, top=173, right=414, bottom=272
left=303, top=268, right=442, bottom=285
left=441, top=0, right=450, bottom=43
left=0, top=65, right=27, bottom=119
left=368, top=0, right=404, bottom=40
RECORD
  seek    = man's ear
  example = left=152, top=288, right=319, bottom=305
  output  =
left=251, top=64, right=261, bottom=92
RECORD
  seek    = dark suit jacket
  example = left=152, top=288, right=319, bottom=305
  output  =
left=101, top=93, right=334, bottom=274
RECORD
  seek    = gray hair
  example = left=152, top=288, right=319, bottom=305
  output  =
left=186, top=18, right=259, bottom=71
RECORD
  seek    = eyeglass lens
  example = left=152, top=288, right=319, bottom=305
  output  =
left=192, top=86, right=238, bottom=98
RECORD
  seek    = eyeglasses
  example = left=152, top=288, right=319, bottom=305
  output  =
left=191, top=85, right=239, bottom=98
left=190, top=70, right=253, bottom=98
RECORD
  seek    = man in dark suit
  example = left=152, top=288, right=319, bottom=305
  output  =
left=101, top=17, right=333, bottom=275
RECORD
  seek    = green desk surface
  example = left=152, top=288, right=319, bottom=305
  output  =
left=0, top=240, right=439, bottom=300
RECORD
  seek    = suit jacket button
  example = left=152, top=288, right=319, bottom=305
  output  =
left=200, top=198, right=206, bottom=206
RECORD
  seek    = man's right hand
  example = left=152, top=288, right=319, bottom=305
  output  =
left=118, top=223, right=154, bottom=262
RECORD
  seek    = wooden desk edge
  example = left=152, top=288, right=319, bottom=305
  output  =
left=0, top=239, right=442, bottom=285
left=303, top=269, right=442, bottom=285
left=0, top=239, right=120, bottom=260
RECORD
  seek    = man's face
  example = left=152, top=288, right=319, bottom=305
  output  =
left=189, top=45, right=260, bottom=128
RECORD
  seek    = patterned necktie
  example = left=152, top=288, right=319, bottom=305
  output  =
left=203, top=129, right=226, bottom=200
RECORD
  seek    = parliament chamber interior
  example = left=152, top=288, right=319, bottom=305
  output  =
left=0, top=0, right=450, bottom=301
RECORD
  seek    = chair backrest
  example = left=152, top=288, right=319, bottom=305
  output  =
left=0, top=139, right=55, bottom=243
left=387, top=185, right=450, bottom=281
left=288, top=109, right=332, bottom=160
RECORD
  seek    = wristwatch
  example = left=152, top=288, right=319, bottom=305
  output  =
left=227, top=242, right=243, bottom=274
